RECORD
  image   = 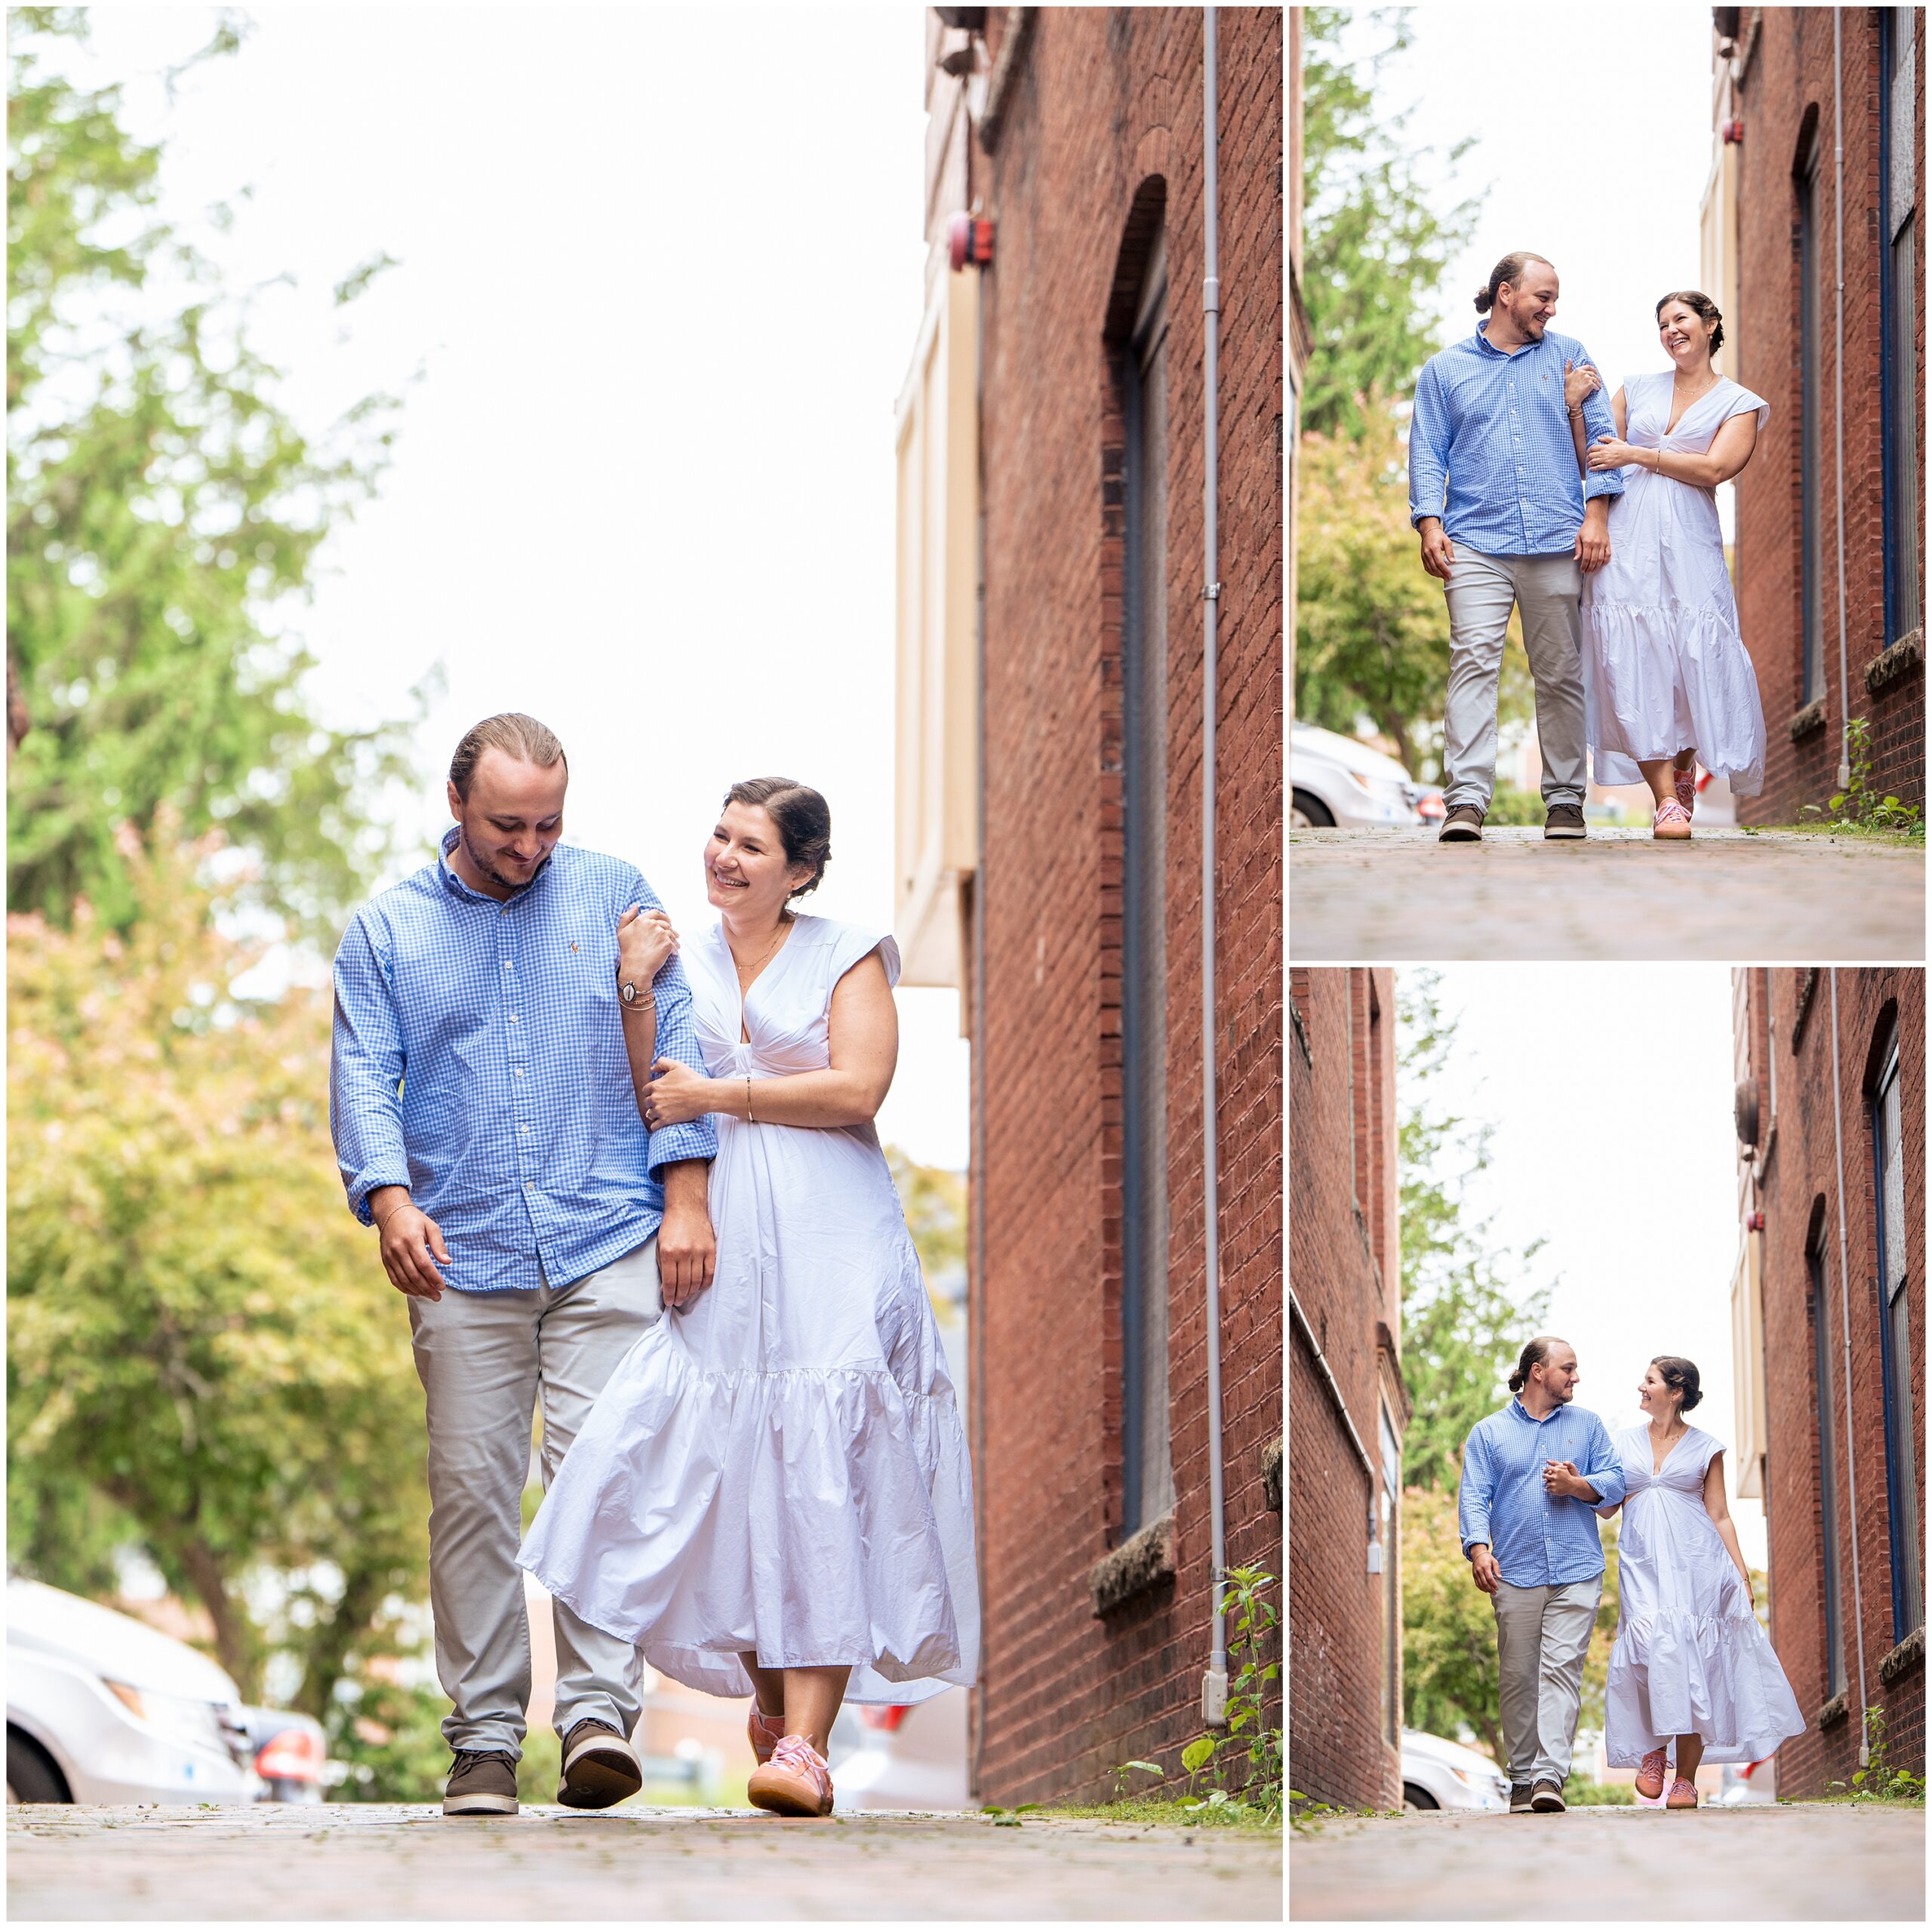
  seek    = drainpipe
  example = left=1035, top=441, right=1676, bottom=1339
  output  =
left=1288, top=1289, right=1380, bottom=1567
left=1198, top=2, right=1231, bottom=1734
left=1833, top=14, right=1851, bottom=791
left=1827, top=970, right=1871, bottom=1763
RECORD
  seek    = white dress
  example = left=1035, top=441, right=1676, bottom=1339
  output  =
left=1580, top=372, right=1770, bottom=795
left=518, top=914, right=980, bottom=1704
left=1601, top=1425, right=1804, bottom=1765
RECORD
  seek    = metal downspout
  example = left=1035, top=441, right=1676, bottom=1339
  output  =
left=1828, top=970, right=1871, bottom=1763
left=969, top=258, right=989, bottom=1803
left=1198, top=3, right=1230, bottom=1730
left=1834, top=14, right=1851, bottom=789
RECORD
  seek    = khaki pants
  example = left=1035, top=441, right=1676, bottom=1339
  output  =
left=1441, top=548, right=1588, bottom=811
left=1492, top=1576, right=1601, bottom=1788
left=408, top=1238, right=660, bottom=1758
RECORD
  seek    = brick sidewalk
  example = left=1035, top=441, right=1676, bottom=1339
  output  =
left=1290, top=827, right=1925, bottom=961
left=1289, top=1802, right=1922, bottom=1920
left=7, top=1803, right=1283, bottom=1922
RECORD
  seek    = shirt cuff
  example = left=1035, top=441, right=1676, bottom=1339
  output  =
left=647, top=1115, right=718, bottom=1180
left=1583, top=472, right=1626, bottom=501
left=348, top=1166, right=411, bottom=1225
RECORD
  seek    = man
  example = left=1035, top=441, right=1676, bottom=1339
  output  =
left=1407, top=251, right=1625, bottom=844
left=1458, top=1336, right=1626, bottom=1815
left=331, top=713, right=718, bottom=1817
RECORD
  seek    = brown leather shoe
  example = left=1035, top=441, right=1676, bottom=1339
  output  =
left=1531, top=1779, right=1566, bottom=1813
left=1438, top=804, right=1485, bottom=842
left=443, top=1748, right=518, bottom=1816
left=558, top=1717, right=643, bottom=1810
left=1543, top=803, right=1587, bottom=839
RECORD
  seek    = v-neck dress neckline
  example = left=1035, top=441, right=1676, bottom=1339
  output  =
left=728, top=918, right=798, bottom=1043
left=1663, top=374, right=1727, bottom=436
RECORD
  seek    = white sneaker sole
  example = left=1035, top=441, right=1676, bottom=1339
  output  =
left=442, top=1791, right=518, bottom=1816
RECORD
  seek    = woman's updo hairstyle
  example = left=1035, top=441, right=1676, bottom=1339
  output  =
left=1507, top=1335, right=1564, bottom=1394
left=1651, top=1355, right=1703, bottom=1413
left=723, top=777, right=832, bottom=903
left=1475, top=251, right=1552, bottom=315
left=1654, top=289, right=1724, bottom=354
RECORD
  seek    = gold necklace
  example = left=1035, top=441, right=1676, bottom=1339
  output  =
left=733, top=916, right=790, bottom=992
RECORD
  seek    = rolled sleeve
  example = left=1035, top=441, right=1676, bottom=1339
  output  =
left=1457, top=1426, right=1494, bottom=1557
left=1577, top=1415, right=1627, bottom=1508
left=1407, top=361, right=1452, bottom=528
left=640, top=946, right=718, bottom=1179
left=1577, top=353, right=1626, bottom=503
left=330, top=912, right=411, bottom=1224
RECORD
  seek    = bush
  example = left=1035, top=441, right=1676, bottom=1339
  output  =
left=1563, top=1779, right=1635, bottom=1807
left=1481, top=784, right=1546, bottom=826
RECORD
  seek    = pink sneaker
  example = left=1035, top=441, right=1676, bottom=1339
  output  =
left=1674, top=762, right=1698, bottom=816
left=1666, top=1776, right=1700, bottom=1810
left=747, top=1705, right=785, bottom=1767
left=748, top=1734, right=835, bottom=1817
left=1634, top=1748, right=1669, bottom=1803
left=1654, top=798, right=1692, bottom=841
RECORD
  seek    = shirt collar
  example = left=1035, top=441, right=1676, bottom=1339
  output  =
left=1509, top=1395, right=1564, bottom=1427
left=437, top=825, right=558, bottom=906
left=1475, top=318, right=1537, bottom=360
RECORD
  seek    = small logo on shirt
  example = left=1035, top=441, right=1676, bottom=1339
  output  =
left=570, top=942, right=580, bottom=952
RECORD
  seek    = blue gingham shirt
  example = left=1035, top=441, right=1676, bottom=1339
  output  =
left=1457, top=1398, right=1628, bottom=1588
left=330, top=831, right=717, bottom=1293
left=1407, top=321, right=1625, bottom=555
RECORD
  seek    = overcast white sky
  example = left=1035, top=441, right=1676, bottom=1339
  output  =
left=62, top=5, right=968, bottom=1166
left=1403, top=964, right=1766, bottom=1570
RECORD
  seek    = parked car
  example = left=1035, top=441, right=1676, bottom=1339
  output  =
left=1292, top=722, right=1444, bottom=829
left=1401, top=1728, right=1510, bottom=1813
left=8, top=1576, right=259, bottom=1803
left=1716, top=1755, right=1777, bottom=1805
left=826, top=1691, right=970, bottom=1811
left=235, top=1705, right=328, bottom=1803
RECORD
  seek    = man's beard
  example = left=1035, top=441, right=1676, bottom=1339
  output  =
left=462, top=827, right=549, bottom=894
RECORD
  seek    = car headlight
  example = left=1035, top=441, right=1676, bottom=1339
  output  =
left=104, top=1680, right=234, bottom=1755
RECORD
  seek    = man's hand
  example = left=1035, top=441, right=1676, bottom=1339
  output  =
left=657, top=1161, right=716, bottom=1309
left=1469, top=1545, right=1502, bottom=1595
left=1574, top=498, right=1611, bottom=574
left=1417, top=516, right=1456, bottom=582
left=371, top=1187, right=448, bottom=1300
left=1543, top=1458, right=1598, bottom=1501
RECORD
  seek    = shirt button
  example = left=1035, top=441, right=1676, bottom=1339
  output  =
left=508, top=1013, right=519, bottom=1023
left=503, top=961, right=513, bottom=971
left=521, top=1125, right=529, bottom=1134
left=514, top=1068, right=525, bottom=1078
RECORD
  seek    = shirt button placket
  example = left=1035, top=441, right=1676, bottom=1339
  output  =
left=502, top=917, right=529, bottom=1202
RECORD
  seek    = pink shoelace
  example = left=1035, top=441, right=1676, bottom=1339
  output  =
left=769, top=1734, right=832, bottom=1803
left=1654, top=799, right=1691, bottom=832
left=1668, top=1777, right=1699, bottom=1806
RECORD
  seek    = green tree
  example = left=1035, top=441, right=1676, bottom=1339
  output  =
left=1396, top=969, right=1552, bottom=1489
left=1302, top=7, right=1484, bottom=442
left=886, top=1144, right=967, bottom=1317
left=8, top=8, right=423, bottom=936
left=1401, top=1481, right=1504, bottom=1763
left=7, top=826, right=428, bottom=1709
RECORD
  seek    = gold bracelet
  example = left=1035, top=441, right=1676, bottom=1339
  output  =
left=745, top=1075, right=756, bottom=1124
left=619, top=995, right=657, bottom=1019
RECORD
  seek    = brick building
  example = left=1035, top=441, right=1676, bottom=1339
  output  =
left=1701, top=8, right=1925, bottom=822
left=892, top=8, right=1283, bottom=1804
left=1286, top=969, right=1406, bottom=1814
left=1731, top=969, right=1924, bottom=1794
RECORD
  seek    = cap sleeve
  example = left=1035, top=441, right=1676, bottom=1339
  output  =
left=1696, top=1431, right=1727, bottom=1480
left=1723, top=383, right=1770, bottom=432
left=827, top=922, right=901, bottom=991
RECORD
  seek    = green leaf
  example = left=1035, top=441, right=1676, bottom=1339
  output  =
left=1122, top=1761, right=1164, bottom=1779
left=1182, top=1737, right=1217, bottom=1775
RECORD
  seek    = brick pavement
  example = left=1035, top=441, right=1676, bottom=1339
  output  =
left=1290, top=828, right=1925, bottom=961
left=5, top=1803, right=1283, bottom=1922
left=1289, top=1802, right=1922, bottom=1921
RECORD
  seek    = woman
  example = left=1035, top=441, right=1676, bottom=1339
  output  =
left=1592, top=1357, right=1803, bottom=1809
left=519, top=778, right=979, bottom=1818
left=1564, top=291, right=1769, bottom=839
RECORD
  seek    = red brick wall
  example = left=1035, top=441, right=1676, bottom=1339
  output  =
left=1739, top=967, right=1925, bottom=1791
left=1287, top=969, right=1403, bottom=1813
left=1732, top=8, right=1926, bottom=822
left=970, top=7, right=1284, bottom=1805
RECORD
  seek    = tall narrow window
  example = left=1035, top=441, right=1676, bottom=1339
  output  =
left=1872, top=1031, right=1922, bottom=1637
left=1380, top=1401, right=1401, bottom=1745
left=1809, top=1237, right=1846, bottom=1697
left=1798, top=138, right=1823, bottom=703
left=1881, top=8, right=1922, bottom=641
left=1120, top=225, right=1172, bottom=1537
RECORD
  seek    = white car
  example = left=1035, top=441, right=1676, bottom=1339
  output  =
left=8, top=1577, right=259, bottom=1803
left=1292, top=721, right=1444, bottom=829
left=1401, top=1728, right=1510, bottom=1813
